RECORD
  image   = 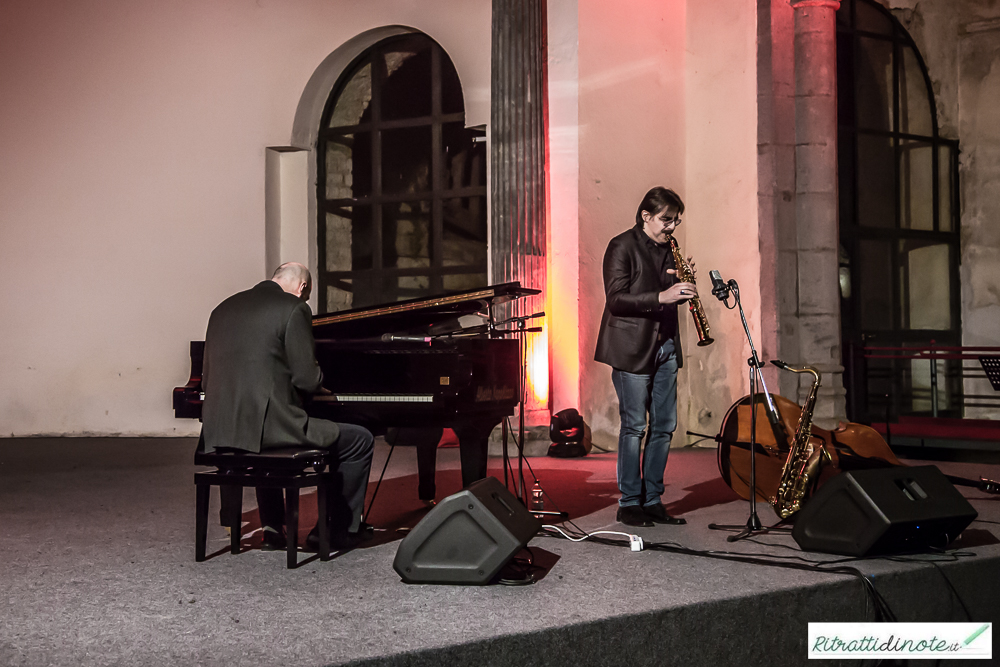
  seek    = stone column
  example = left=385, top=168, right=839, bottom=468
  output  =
left=790, top=0, right=846, bottom=424
left=758, top=0, right=798, bottom=401
left=491, top=0, right=549, bottom=424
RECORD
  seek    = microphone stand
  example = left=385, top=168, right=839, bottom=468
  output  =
left=492, top=311, right=544, bottom=504
left=707, top=278, right=781, bottom=542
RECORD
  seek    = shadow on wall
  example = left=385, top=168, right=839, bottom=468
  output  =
left=587, top=386, right=622, bottom=451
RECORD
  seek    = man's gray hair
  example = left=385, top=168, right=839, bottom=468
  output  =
left=272, top=262, right=311, bottom=285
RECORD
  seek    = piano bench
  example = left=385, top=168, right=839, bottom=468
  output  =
left=194, top=446, right=333, bottom=568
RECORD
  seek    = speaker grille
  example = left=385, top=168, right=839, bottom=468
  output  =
left=411, top=511, right=499, bottom=570
left=393, top=477, right=541, bottom=584
left=797, top=484, right=877, bottom=555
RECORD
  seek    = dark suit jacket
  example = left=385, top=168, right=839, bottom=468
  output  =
left=594, top=225, right=684, bottom=374
left=201, top=280, right=339, bottom=453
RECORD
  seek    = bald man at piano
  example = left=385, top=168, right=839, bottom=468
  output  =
left=200, top=262, right=374, bottom=551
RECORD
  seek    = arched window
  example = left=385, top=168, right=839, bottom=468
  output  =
left=317, top=34, right=488, bottom=313
left=837, top=0, right=961, bottom=419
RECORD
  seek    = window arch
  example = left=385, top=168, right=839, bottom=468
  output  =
left=316, top=33, right=488, bottom=313
left=837, top=0, right=961, bottom=419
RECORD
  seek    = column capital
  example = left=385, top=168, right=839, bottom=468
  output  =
left=790, top=0, right=841, bottom=10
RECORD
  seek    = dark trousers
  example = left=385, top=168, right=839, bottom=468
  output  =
left=256, top=423, right=375, bottom=534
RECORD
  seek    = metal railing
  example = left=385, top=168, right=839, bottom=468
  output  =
left=846, top=342, right=1000, bottom=421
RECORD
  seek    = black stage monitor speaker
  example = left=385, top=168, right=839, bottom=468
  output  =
left=393, top=477, right=542, bottom=585
left=792, top=465, right=978, bottom=557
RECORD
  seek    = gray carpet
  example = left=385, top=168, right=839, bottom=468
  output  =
left=1, top=438, right=998, bottom=666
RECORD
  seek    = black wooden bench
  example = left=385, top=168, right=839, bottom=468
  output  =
left=194, top=446, right=332, bottom=568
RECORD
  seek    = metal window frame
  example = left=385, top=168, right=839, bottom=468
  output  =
left=316, top=34, right=488, bottom=312
left=838, top=0, right=963, bottom=420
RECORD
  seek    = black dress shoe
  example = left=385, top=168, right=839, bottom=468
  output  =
left=643, top=503, right=686, bottom=525
left=305, top=524, right=370, bottom=552
left=260, top=529, right=287, bottom=551
left=616, top=505, right=653, bottom=527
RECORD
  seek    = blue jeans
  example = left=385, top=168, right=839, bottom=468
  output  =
left=611, top=339, right=678, bottom=508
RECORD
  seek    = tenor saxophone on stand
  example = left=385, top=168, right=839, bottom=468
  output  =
left=667, top=234, right=714, bottom=346
left=769, top=362, right=829, bottom=518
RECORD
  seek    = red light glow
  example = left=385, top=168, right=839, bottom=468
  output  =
left=525, top=327, right=549, bottom=406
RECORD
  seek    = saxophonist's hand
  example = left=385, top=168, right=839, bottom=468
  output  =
left=658, top=282, right=698, bottom=305
left=666, top=257, right=697, bottom=278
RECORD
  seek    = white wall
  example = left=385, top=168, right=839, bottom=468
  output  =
left=547, top=0, right=581, bottom=415
left=577, top=0, right=688, bottom=447
left=682, top=0, right=761, bottom=437
left=1, top=0, right=764, bottom=439
left=0, top=0, right=491, bottom=436
left=577, top=0, right=759, bottom=447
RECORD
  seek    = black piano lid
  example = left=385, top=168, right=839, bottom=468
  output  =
left=311, top=281, right=540, bottom=340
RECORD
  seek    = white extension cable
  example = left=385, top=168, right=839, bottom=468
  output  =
left=542, top=525, right=644, bottom=551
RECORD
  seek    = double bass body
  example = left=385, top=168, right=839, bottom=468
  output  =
left=715, top=391, right=901, bottom=509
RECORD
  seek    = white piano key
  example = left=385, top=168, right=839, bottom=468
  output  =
left=333, top=394, right=434, bottom=403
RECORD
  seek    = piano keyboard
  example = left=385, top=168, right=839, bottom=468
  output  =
left=313, top=394, right=435, bottom=403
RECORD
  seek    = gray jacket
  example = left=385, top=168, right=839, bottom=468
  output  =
left=201, top=280, right=338, bottom=452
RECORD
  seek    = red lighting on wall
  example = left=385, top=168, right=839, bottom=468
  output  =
left=525, top=326, right=549, bottom=406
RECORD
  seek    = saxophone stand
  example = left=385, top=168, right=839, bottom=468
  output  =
left=707, top=277, right=778, bottom=542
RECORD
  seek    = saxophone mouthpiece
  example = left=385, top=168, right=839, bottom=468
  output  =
left=770, top=359, right=789, bottom=369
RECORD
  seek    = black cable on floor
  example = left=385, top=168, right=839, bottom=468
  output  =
left=925, top=555, right=974, bottom=622
left=971, top=517, right=1000, bottom=525
left=541, top=529, right=900, bottom=621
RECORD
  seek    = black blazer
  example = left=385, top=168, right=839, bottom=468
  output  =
left=201, top=280, right=339, bottom=453
left=594, top=225, right=683, bottom=374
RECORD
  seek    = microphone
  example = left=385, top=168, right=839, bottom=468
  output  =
left=497, top=311, right=546, bottom=325
left=709, top=270, right=729, bottom=301
left=380, top=334, right=432, bottom=343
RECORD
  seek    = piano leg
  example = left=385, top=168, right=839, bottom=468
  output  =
left=386, top=427, right=442, bottom=501
left=415, top=437, right=438, bottom=501
left=454, top=421, right=496, bottom=488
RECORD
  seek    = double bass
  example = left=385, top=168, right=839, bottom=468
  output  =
left=716, top=360, right=999, bottom=516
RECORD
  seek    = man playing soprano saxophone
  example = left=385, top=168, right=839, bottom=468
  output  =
left=595, top=187, right=696, bottom=527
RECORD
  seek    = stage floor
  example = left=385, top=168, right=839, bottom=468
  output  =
left=1, top=438, right=998, bottom=666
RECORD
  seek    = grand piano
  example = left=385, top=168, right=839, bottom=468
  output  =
left=174, top=281, right=539, bottom=494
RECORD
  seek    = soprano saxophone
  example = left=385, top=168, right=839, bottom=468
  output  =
left=667, top=235, right=714, bottom=346
left=769, top=361, right=828, bottom=518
